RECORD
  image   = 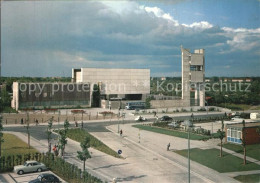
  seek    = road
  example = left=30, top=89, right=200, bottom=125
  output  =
left=3, top=112, right=238, bottom=183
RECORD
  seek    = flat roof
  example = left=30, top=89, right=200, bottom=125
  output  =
left=227, top=122, right=260, bottom=128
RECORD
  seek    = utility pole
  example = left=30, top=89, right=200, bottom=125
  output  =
left=188, top=129, right=190, bottom=183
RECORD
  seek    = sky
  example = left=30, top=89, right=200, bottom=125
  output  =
left=1, top=0, right=260, bottom=77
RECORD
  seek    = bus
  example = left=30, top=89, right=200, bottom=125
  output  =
left=125, top=101, right=145, bottom=110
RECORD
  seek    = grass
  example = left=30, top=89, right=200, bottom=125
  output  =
left=234, top=174, right=260, bottom=183
left=175, top=148, right=260, bottom=173
left=1, top=133, right=38, bottom=156
left=217, top=103, right=251, bottom=111
left=133, top=125, right=211, bottom=140
left=222, top=143, right=260, bottom=161
left=63, top=128, right=121, bottom=158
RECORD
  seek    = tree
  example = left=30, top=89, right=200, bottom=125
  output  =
left=0, top=116, right=4, bottom=158
left=240, top=120, right=247, bottom=165
left=77, top=136, right=91, bottom=172
left=145, top=97, right=152, bottom=109
left=46, top=117, right=53, bottom=153
left=217, top=119, right=225, bottom=157
left=92, top=84, right=100, bottom=107
left=58, top=119, right=70, bottom=157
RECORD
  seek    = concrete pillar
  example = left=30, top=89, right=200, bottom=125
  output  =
left=199, top=85, right=205, bottom=107
left=181, top=48, right=191, bottom=107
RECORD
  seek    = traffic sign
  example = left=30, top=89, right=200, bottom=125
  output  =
left=118, top=149, right=122, bottom=154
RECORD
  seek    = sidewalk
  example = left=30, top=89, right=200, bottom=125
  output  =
left=91, top=123, right=239, bottom=183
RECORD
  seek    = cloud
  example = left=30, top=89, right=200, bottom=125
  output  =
left=1, top=1, right=260, bottom=77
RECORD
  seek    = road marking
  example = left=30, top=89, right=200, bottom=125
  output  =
left=8, top=173, right=18, bottom=183
left=106, top=126, right=215, bottom=183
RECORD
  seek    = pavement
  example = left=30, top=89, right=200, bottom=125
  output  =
left=2, top=110, right=257, bottom=183
left=0, top=171, right=66, bottom=183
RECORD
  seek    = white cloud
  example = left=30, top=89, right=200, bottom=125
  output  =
left=182, top=21, right=213, bottom=29
left=141, top=6, right=179, bottom=25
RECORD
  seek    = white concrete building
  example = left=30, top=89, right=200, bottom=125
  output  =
left=72, top=68, right=150, bottom=108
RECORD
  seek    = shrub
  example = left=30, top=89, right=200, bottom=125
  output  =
left=209, top=107, right=215, bottom=111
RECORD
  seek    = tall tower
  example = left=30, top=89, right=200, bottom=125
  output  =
left=181, top=47, right=205, bottom=107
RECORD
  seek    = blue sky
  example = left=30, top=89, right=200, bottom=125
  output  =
left=1, top=0, right=260, bottom=77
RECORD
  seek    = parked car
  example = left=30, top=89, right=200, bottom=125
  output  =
left=135, top=116, right=147, bottom=121
left=160, top=116, right=173, bottom=121
left=168, top=122, right=180, bottom=128
left=231, top=112, right=240, bottom=116
left=29, top=173, right=60, bottom=183
left=231, top=116, right=244, bottom=122
left=14, top=161, right=47, bottom=175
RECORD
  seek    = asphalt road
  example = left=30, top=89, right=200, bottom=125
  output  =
left=3, top=113, right=224, bottom=141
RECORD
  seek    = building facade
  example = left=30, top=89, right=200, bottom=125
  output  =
left=12, top=82, right=91, bottom=110
left=72, top=68, right=150, bottom=108
left=226, top=122, right=260, bottom=145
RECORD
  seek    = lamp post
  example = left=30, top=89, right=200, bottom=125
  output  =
left=184, top=120, right=191, bottom=183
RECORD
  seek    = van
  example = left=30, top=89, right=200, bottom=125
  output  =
left=250, top=113, right=260, bottom=119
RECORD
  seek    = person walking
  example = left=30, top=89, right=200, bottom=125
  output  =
left=35, top=119, right=39, bottom=126
left=120, top=129, right=123, bottom=136
left=167, top=143, right=170, bottom=151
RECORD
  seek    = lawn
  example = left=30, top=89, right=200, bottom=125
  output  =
left=63, top=128, right=121, bottom=158
left=217, top=103, right=251, bottom=111
left=133, top=125, right=211, bottom=140
left=1, top=133, right=38, bottom=156
left=234, top=174, right=260, bottom=183
left=222, top=143, right=260, bottom=161
left=175, top=148, right=260, bottom=173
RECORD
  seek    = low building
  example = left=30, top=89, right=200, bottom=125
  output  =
left=226, top=122, right=260, bottom=145
left=11, top=82, right=91, bottom=110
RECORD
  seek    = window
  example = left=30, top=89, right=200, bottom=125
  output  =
left=227, top=129, right=231, bottom=137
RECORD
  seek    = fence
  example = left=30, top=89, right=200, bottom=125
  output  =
left=0, top=153, right=102, bottom=183
left=2, top=112, right=117, bottom=125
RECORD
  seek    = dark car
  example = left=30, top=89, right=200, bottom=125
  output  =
left=29, top=173, right=60, bottom=183
left=160, top=116, right=173, bottom=121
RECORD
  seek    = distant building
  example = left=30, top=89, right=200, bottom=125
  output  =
left=226, top=122, right=260, bottom=145
left=161, top=77, right=166, bottom=81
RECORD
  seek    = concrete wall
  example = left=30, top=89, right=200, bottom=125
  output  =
left=151, top=99, right=189, bottom=108
left=190, top=71, right=204, bottom=82
left=74, top=68, right=150, bottom=95
left=181, top=48, right=191, bottom=106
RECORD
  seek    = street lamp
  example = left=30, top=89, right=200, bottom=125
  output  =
left=184, top=120, right=191, bottom=183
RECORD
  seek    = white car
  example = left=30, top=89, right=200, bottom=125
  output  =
left=135, top=116, right=147, bottom=121
left=168, top=122, right=180, bottom=128
left=14, top=160, right=47, bottom=175
left=231, top=116, right=244, bottom=122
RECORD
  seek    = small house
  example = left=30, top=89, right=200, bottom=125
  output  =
left=226, top=122, right=260, bottom=145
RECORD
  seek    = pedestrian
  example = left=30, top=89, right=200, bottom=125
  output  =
left=35, top=119, right=39, bottom=126
left=75, top=121, right=78, bottom=127
left=167, top=143, right=170, bottom=151
left=120, top=129, right=123, bottom=136
left=21, top=118, right=23, bottom=125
